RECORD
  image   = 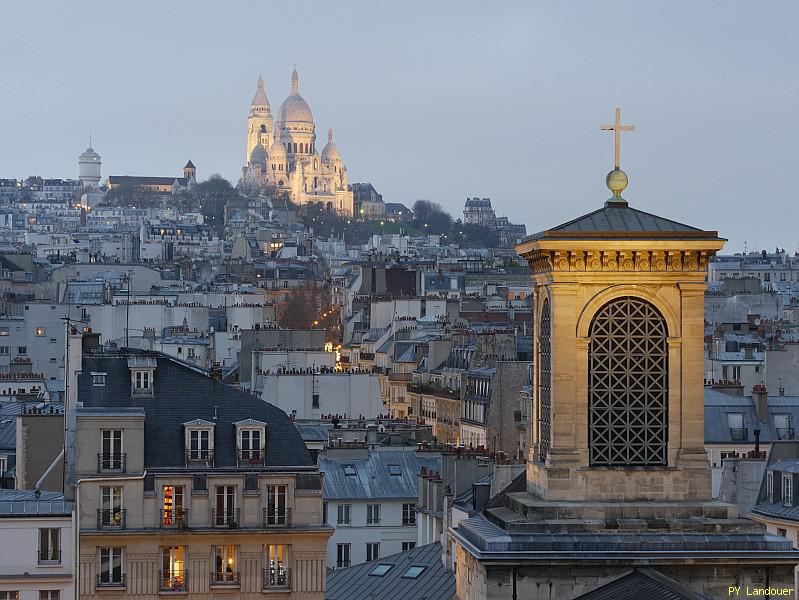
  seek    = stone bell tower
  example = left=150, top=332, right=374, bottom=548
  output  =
left=516, top=109, right=724, bottom=502
left=449, top=108, right=798, bottom=600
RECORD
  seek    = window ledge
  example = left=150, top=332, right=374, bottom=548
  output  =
left=158, top=591, right=188, bottom=596
left=210, top=584, right=241, bottom=590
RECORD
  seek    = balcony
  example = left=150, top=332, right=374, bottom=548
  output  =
left=160, top=508, right=189, bottom=530
left=262, top=507, right=292, bottom=528
left=160, top=570, right=188, bottom=593
left=237, top=449, right=265, bottom=467
left=97, top=508, right=126, bottom=529
left=263, top=567, right=290, bottom=591
left=777, top=427, right=795, bottom=440
left=96, top=573, right=126, bottom=589
left=729, top=427, right=748, bottom=441
left=210, top=571, right=240, bottom=587
left=212, top=508, right=240, bottom=528
left=38, top=549, right=61, bottom=564
left=97, top=452, right=126, bottom=473
left=185, top=449, right=214, bottom=467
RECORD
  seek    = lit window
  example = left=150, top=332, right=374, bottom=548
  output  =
left=402, top=566, right=425, bottom=579
left=265, top=545, right=288, bottom=588
left=160, top=546, right=186, bottom=592
left=212, top=545, right=238, bottom=584
left=35, top=327, right=46, bottom=336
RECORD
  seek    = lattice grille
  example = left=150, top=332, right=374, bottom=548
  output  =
left=589, top=297, right=668, bottom=466
left=538, top=299, right=552, bottom=462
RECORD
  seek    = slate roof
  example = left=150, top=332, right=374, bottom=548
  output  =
left=574, top=568, right=712, bottom=600
left=320, top=450, right=439, bottom=500
left=522, top=203, right=720, bottom=242
left=0, top=490, right=73, bottom=517
left=326, top=542, right=454, bottom=600
left=78, top=351, right=313, bottom=469
left=108, top=176, right=187, bottom=187
left=704, top=388, right=799, bottom=444
left=0, top=401, right=64, bottom=451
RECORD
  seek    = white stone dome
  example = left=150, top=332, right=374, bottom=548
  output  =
left=321, top=128, right=340, bottom=163
left=277, top=67, right=313, bottom=124
left=269, top=138, right=287, bottom=159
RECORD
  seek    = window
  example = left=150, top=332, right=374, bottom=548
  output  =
left=402, top=566, right=426, bottom=579
left=778, top=528, right=788, bottom=537
left=367, top=503, right=381, bottom=525
left=0, top=456, right=6, bottom=475
left=39, top=528, right=60, bottom=563
left=98, top=547, right=124, bottom=586
left=17, top=346, right=26, bottom=355
left=538, top=299, right=552, bottom=461
left=188, top=429, right=211, bottom=461
left=239, top=429, right=262, bottom=463
left=39, top=592, right=59, bottom=600
left=783, top=475, right=793, bottom=506
left=768, top=471, right=774, bottom=503
left=36, top=327, right=46, bottom=336
left=589, top=297, right=668, bottom=466
left=92, top=373, right=107, bottom=386
left=0, top=346, right=8, bottom=355
left=337, top=504, right=351, bottom=525
left=162, top=486, right=185, bottom=527
left=366, top=542, right=380, bottom=562
left=134, top=370, right=150, bottom=391
left=728, top=413, right=746, bottom=441
left=402, top=541, right=416, bottom=552
left=160, top=546, right=186, bottom=592
left=336, top=543, right=351, bottom=568
left=213, top=545, right=238, bottom=584
left=99, top=486, right=123, bottom=527
left=775, top=414, right=794, bottom=440
left=215, top=486, right=236, bottom=527
left=402, top=503, right=416, bottom=526
left=265, top=544, right=288, bottom=588
left=0, top=593, right=18, bottom=600
left=388, top=464, right=402, bottom=476
left=266, top=484, right=288, bottom=525
left=342, top=464, right=356, bottom=476
left=370, top=564, right=393, bottom=576
left=100, top=429, right=123, bottom=470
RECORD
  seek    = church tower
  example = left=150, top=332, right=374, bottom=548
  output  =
left=247, top=75, right=273, bottom=162
left=449, top=108, right=798, bottom=600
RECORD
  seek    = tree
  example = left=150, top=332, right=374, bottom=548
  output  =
left=412, top=199, right=452, bottom=234
left=278, top=282, right=329, bottom=329
left=195, top=175, right=240, bottom=236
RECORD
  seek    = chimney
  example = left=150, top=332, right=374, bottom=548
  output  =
left=753, top=384, right=769, bottom=423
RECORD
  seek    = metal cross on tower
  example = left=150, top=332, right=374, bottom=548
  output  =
left=601, top=107, right=636, bottom=170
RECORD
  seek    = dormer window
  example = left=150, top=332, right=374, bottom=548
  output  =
left=234, top=419, right=267, bottom=466
left=783, top=474, right=793, bottom=506
left=768, top=471, right=774, bottom=503
left=184, top=419, right=215, bottom=466
left=128, top=356, right=156, bottom=397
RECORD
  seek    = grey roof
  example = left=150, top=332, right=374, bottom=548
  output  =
left=522, top=203, right=719, bottom=242
left=0, top=490, right=73, bottom=517
left=296, top=424, right=330, bottom=442
left=704, top=388, right=799, bottom=444
left=320, top=450, right=439, bottom=500
left=79, top=351, right=313, bottom=469
left=768, top=459, right=799, bottom=474
left=0, top=401, right=64, bottom=451
left=326, top=542, right=454, bottom=600
left=575, top=568, right=712, bottom=600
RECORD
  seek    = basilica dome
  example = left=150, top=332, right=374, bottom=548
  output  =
left=250, top=143, right=267, bottom=167
left=269, top=138, right=287, bottom=159
left=321, top=128, right=340, bottom=163
left=277, top=68, right=313, bottom=124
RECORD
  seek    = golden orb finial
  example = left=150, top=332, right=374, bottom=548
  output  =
left=605, top=168, right=629, bottom=206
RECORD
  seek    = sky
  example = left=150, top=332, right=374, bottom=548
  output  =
left=1, top=0, right=797, bottom=253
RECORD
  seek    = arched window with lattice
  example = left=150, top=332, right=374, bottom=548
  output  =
left=589, top=296, right=668, bottom=466
left=538, top=298, right=552, bottom=462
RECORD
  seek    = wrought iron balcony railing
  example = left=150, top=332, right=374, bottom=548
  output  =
left=211, top=571, right=240, bottom=586
left=97, top=508, right=126, bottom=529
left=776, top=427, right=795, bottom=440
left=237, top=449, right=265, bottom=466
left=160, top=570, right=188, bottom=592
left=262, top=507, right=292, bottom=528
left=96, top=573, right=126, bottom=588
left=263, top=566, right=290, bottom=590
left=97, top=452, right=126, bottom=472
left=212, top=508, right=240, bottom=528
left=185, top=448, right=214, bottom=466
left=38, top=549, right=61, bottom=564
left=160, top=508, right=189, bottom=529
left=729, top=427, right=748, bottom=441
